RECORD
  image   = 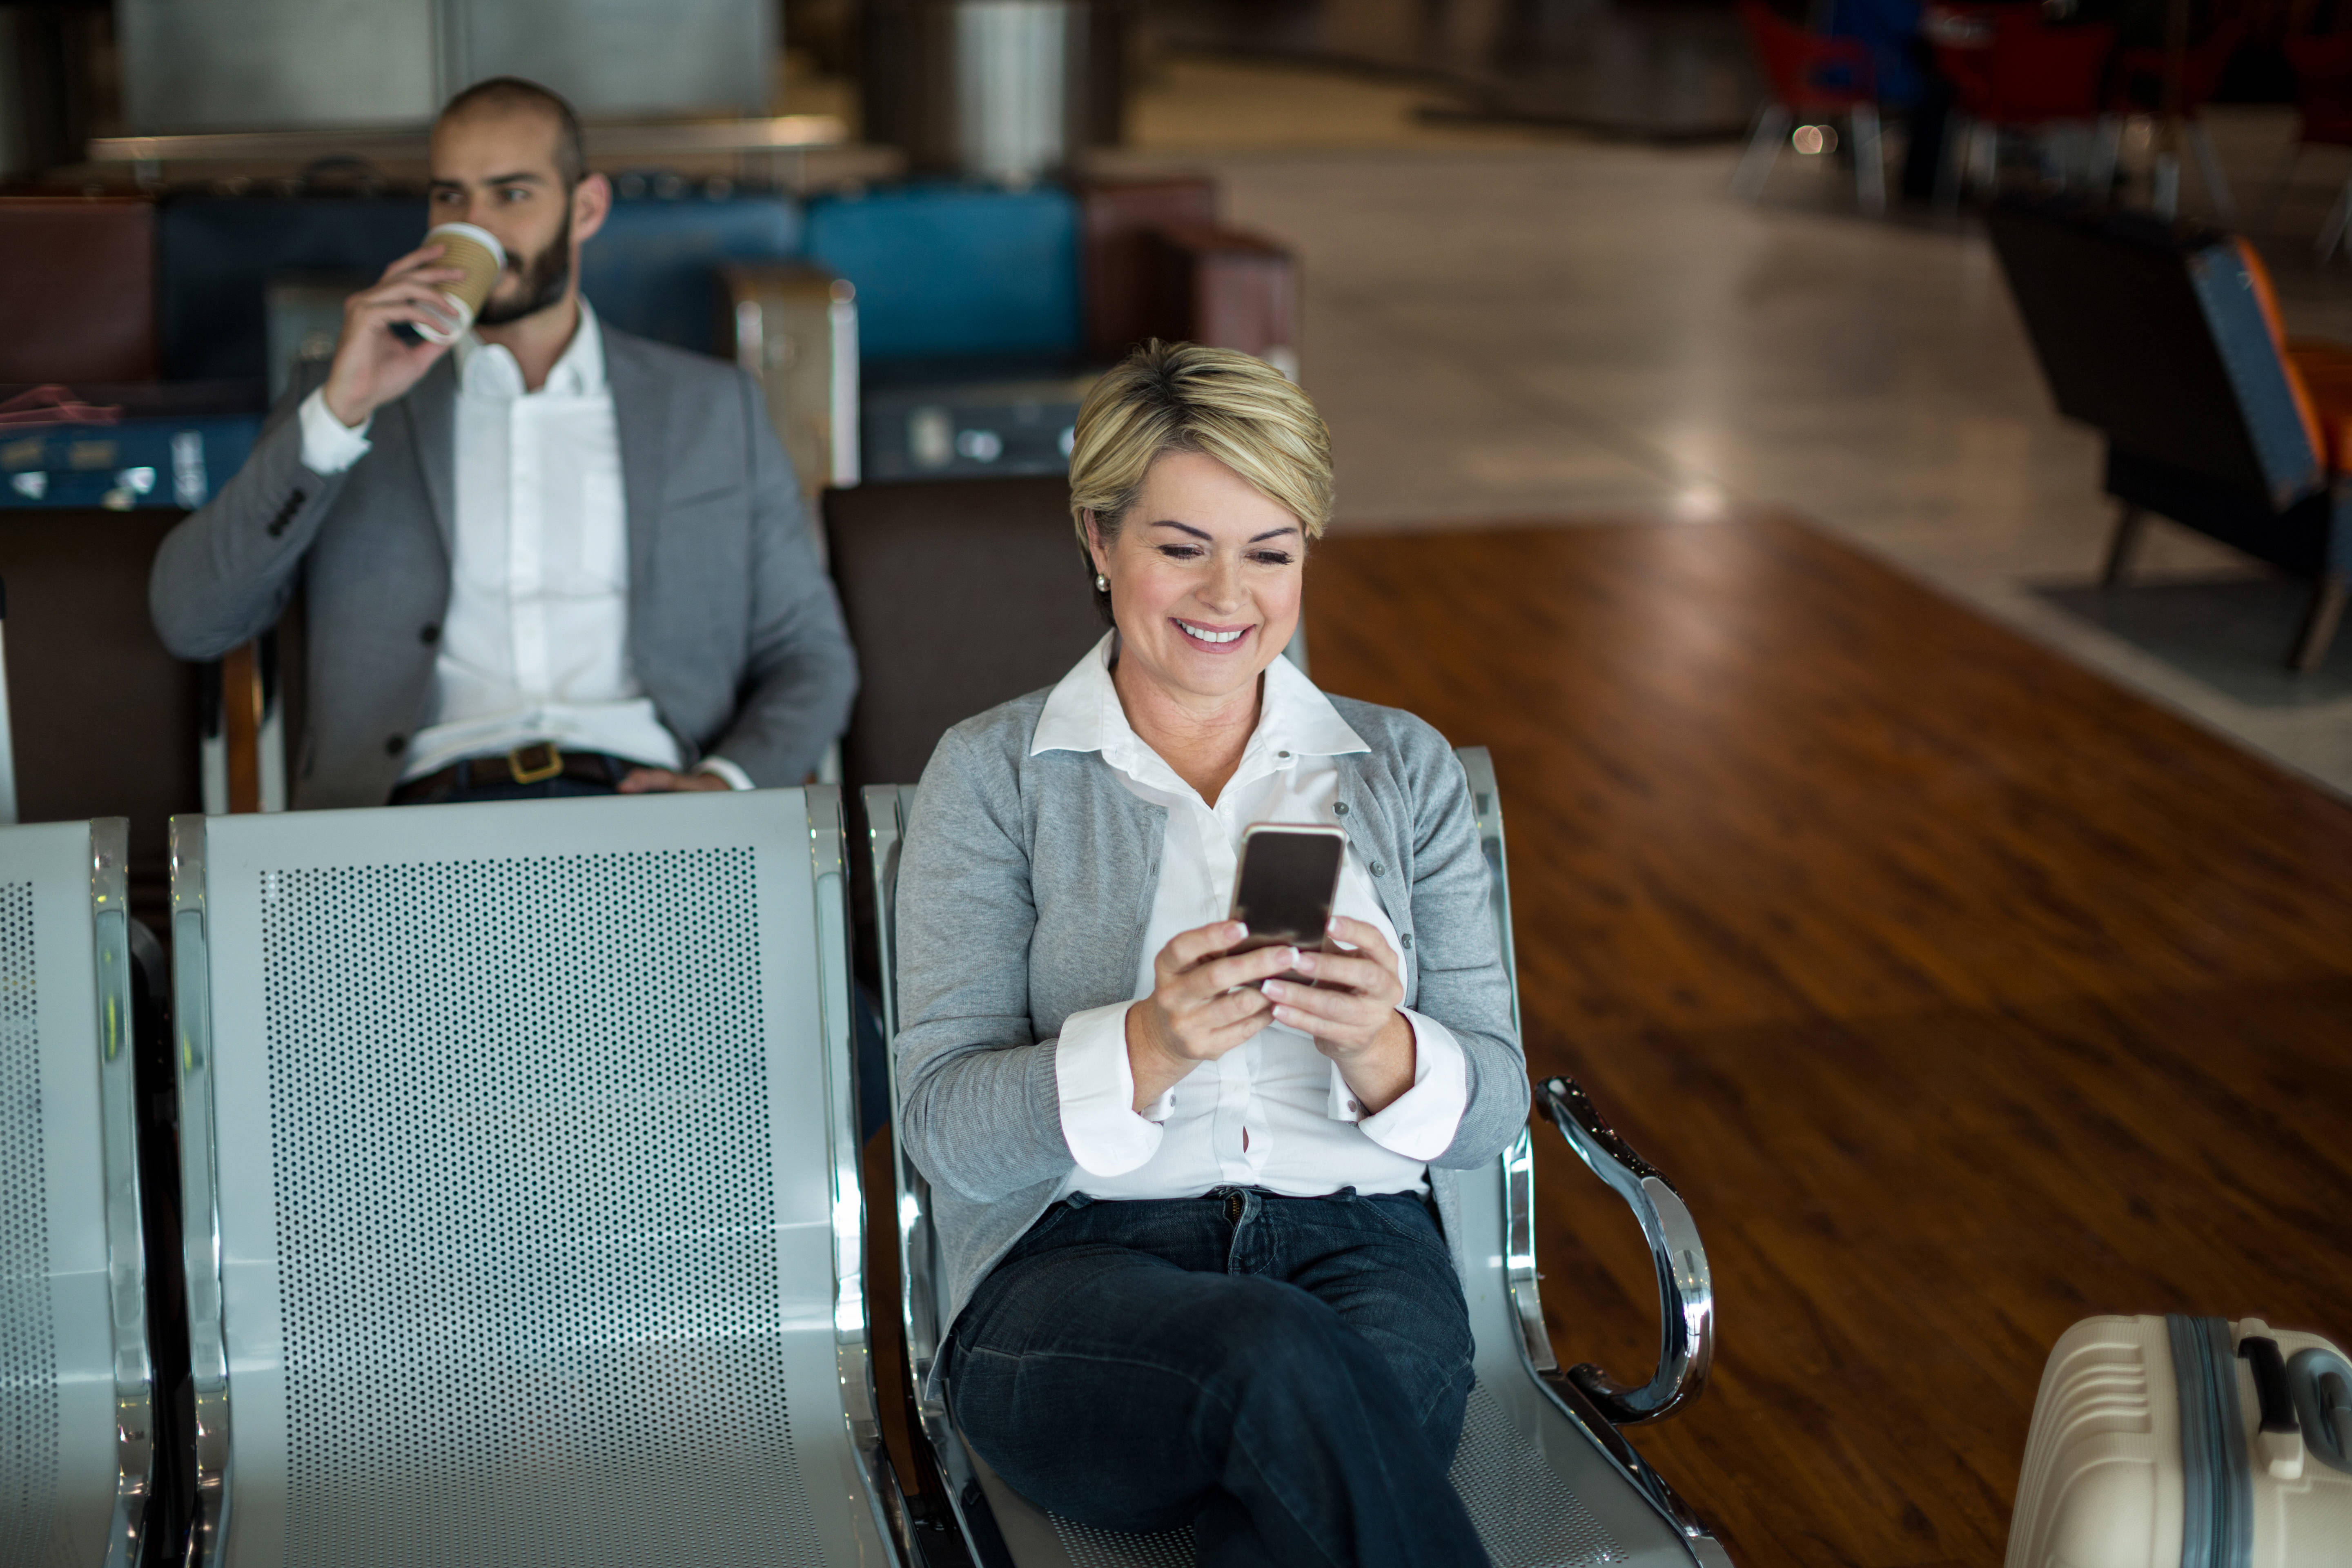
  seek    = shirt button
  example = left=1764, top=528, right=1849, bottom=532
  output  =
left=1346, top=1099, right=1361, bottom=1114
left=384, top=734, right=406, bottom=755
left=419, top=623, right=441, bottom=645
left=1277, top=750, right=1291, bottom=760
left=1333, top=802, right=1349, bottom=816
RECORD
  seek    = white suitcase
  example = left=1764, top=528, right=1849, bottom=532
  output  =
left=2007, top=1314, right=2352, bottom=1568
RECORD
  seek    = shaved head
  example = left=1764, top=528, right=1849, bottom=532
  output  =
left=437, top=76, right=586, bottom=188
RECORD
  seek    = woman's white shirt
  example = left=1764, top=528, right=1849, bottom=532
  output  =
left=1041, top=633, right=1471, bottom=1198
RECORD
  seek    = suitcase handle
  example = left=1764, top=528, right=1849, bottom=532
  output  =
left=2239, top=1335, right=2300, bottom=1434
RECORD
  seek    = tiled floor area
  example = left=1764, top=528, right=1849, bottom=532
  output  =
left=1085, top=57, right=2352, bottom=798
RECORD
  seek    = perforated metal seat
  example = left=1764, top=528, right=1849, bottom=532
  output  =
left=862, top=751, right=1735, bottom=1568
left=168, top=790, right=900, bottom=1568
left=0, top=820, right=158, bottom=1567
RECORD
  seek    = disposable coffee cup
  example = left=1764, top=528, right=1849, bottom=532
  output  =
left=392, top=223, right=506, bottom=346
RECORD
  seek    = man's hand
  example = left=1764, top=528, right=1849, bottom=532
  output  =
left=1125, top=921, right=1296, bottom=1111
left=1262, top=915, right=1417, bottom=1115
left=616, top=768, right=733, bottom=794
left=320, top=243, right=468, bottom=429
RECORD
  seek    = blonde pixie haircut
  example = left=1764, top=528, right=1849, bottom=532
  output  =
left=1069, top=341, right=1333, bottom=619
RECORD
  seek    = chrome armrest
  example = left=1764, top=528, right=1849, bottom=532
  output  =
left=1533, top=1075, right=1714, bottom=1425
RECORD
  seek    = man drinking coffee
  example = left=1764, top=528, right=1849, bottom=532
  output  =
left=150, top=77, right=858, bottom=806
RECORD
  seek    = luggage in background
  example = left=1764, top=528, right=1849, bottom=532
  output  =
left=2008, top=1314, right=2352, bottom=1568
left=722, top=263, right=860, bottom=494
left=1150, top=222, right=1301, bottom=379
left=0, top=196, right=160, bottom=384
left=0, top=385, right=264, bottom=511
left=1071, top=174, right=1217, bottom=361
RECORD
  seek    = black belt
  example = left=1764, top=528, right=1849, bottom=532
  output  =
left=391, top=743, right=629, bottom=804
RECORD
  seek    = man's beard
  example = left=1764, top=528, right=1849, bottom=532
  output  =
left=476, top=198, right=573, bottom=326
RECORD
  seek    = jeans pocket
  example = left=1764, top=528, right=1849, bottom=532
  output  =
left=1355, top=1190, right=1448, bottom=1251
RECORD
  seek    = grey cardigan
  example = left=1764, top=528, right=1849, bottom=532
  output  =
left=149, top=321, right=858, bottom=807
left=894, top=684, right=1529, bottom=1340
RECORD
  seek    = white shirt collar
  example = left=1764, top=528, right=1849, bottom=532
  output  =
left=1031, top=631, right=1368, bottom=784
left=455, top=296, right=604, bottom=399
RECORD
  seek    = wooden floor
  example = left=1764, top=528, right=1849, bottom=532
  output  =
left=1303, top=517, right=2352, bottom=1568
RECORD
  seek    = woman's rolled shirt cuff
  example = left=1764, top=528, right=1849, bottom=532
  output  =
left=1325, top=1007, right=1468, bottom=1160
left=1055, top=1000, right=1171, bottom=1176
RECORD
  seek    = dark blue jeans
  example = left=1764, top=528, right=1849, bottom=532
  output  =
left=945, top=1186, right=1490, bottom=1568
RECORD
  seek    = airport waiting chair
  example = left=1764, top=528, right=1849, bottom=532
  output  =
left=1989, top=194, right=2352, bottom=671
left=166, top=791, right=904, bottom=1567
left=861, top=751, right=1734, bottom=1568
left=1928, top=6, right=2116, bottom=201
left=0, top=820, right=160, bottom=1566
left=2276, top=34, right=2352, bottom=259
left=2091, top=21, right=2243, bottom=224
left=1733, top=0, right=1887, bottom=215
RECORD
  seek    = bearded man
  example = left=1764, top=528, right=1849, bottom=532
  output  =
left=150, top=77, right=858, bottom=807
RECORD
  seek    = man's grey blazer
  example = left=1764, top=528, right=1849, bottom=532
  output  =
left=149, top=319, right=859, bottom=808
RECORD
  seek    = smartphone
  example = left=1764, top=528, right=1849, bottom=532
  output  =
left=1226, top=823, right=1349, bottom=986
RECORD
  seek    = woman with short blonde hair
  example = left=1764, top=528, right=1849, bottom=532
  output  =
left=894, top=341, right=1521, bottom=1567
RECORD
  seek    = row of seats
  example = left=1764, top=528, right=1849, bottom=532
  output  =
left=2, top=479, right=1732, bottom=1567
left=6, top=773, right=1726, bottom=1568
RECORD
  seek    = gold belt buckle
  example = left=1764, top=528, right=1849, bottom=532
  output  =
left=508, top=742, right=564, bottom=784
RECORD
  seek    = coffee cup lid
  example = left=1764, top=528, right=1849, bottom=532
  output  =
left=425, top=221, right=507, bottom=268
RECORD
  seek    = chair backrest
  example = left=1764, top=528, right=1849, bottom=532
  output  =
left=1737, top=0, right=1873, bottom=111
left=1987, top=194, right=2325, bottom=511
left=1982, top=15, right=2115, bottom=121
left=169, top=791, right=892, bottom=1568
left=824, top=474, right=1315, bottom=800
left=0, top=512, right=205, bottom=931
left=824, top=475, right=1104, bottom=796
left=0, top=819, right=154, bottom=1568
left=864, top=754, right=1722, bottom=1567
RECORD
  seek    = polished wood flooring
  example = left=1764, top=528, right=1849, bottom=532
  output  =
left=1303, top=517, right=2352, bottom=1568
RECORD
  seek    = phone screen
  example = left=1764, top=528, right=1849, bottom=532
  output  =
left=1227, top=826, right=1348, bottom=984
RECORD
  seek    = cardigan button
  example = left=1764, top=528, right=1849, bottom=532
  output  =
left=1370, top=861, right=1386, bottom=877
left=1333, top=802, right=1349, bottom=816
left=1401, top=932, right=1413, bottom=950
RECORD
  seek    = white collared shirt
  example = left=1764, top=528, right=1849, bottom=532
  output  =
left=1044, top=633, right=1470, bottom=1200
left=296, top=301, right=750, bottom=788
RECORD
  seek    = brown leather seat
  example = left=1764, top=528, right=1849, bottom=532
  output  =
left=822, top=475, right=1104, bottom=797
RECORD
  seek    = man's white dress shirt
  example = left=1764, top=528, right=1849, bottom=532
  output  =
left=296, top=300, right=750, bottom=788
left=1045, top=633, right=1470, bottom=1200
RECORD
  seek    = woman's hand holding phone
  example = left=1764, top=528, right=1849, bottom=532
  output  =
left=1125, top=920, right=1298, bottom=1112
left=1263, top=915, right=1417, bottom=1115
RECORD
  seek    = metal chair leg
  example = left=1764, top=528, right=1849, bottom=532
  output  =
left=1852, top=102, right=1886, bottom=215
left=2290, top=568, right=2349, bottom=671
left=1936, top=113, right=1969, bottom=212
left=2188, top=118, right=2236, bottom=226
left=1734, top=103, right=1793, bottom=200
left=2263, top=140, right=2305, bottom=233
left=2319, top=177, right=2352, bottom=262
left=2153, top=152, right=2182, bottom=220
left=2090, top=114, right=2123, bottom=200
left=1969, top=119, right=2000, bottom=195
left=2102, top=503, right=2148, bottom=588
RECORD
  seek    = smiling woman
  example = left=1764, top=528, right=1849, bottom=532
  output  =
left=890, top=341, right=1528, bottom=1567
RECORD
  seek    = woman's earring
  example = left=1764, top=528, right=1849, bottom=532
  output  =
left=1095, top=573, right=1109, bottom=592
